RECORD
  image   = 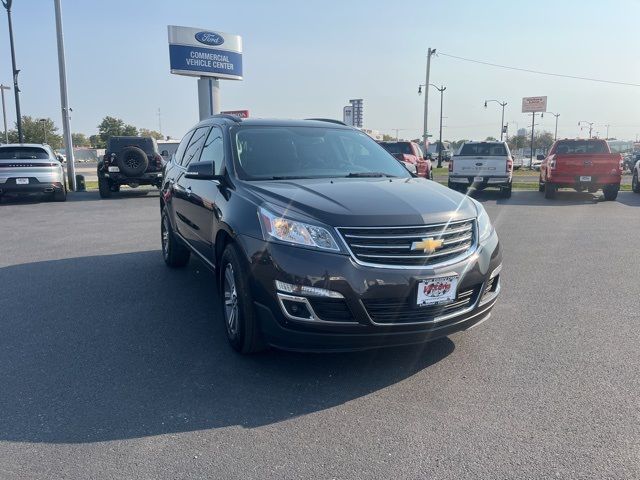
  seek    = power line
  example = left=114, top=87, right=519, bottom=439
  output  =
left=438, top=52, right=640, bottom=87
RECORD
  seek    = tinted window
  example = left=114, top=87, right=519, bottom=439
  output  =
left=180, top=127, right=209, bottom=167
left=233, top=126, right=410, bottom=180
left=554, top=140, right=608, bottom=155
left=173, top=131, right=194, bottom=165
left=0, top=147, right=50, bottom=159
left=199, top=127, right=224, bottom=175
left=459, top=143, right=507, bottom=156
left=379, top=142, right=413, bottom=155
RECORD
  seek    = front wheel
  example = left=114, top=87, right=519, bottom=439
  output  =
left=538, top=176, right=545, bottom=192
left=633, top=172, right=640, bottom=194
left=52, top=186, right=67, bottom=202
left=220, top=243, right=266, bottom=354
left=161, top=209, right=190, bottom=267
left=602, top=184, right=619, bottom=201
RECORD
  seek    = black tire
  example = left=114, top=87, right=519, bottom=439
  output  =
left=118, top=146, right=148, bottom=177
left=633, top=172, right=640, bottom=194
left=52, top=185, right=67, bottom=202
left=544, top=182, right=557, bottom=199
left=538, top=176, right=545, bottom=192
left=603, top=184, right=619, bottom=201
left=98, top=175, right=111, bottom=198
left=429, top=169, right=434, bottom=180
left=501, top=183, right=512, bottom=198
left=161, top=208, right=190, bottom=268
left=219, top=243, right=266, bottom=354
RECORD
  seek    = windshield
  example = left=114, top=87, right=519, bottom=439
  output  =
left=0, top=147, right=50, bottom=159
left=554, top=140, right=608, bottom=154
left=379, top=142, right=413, bottom=155
left=233, top=126, right=411, bottom=180
left=459, top=143, right=507, bottom=156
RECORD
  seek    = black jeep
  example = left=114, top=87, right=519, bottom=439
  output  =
left=97, top=136, right=164, bottom=198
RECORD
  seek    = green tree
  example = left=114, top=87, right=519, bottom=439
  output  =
left=381, top=134, right=395, bottom=141
left=139, top=128, right=163, bottom=140
left=8, top=116, right=63, bottom=149
left=97, top=116, right=139, bottom=147
left=485, top=136, right=498, bottom=142
left=89, top=135, right=102, bottom=148
left=450, top=139, right=468, bottom=150
left=72, top=132, right=90, bottom=147
left=534, top=131, right=554, bottom=153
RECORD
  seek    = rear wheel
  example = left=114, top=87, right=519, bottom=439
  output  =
left=501, top=183, right=512, bottom=198
left=602, top=184, right=619, bottom=201
left=161, top=209, right=190, bottom=267
left=98, top=176, right=111, bottom=198
left=544, top=182, right=557, bottom=199
left=632, top=171, right=640, bottom=194
left=220, top=243, right=266, bottom=354
left=52, top=185, right=67, bottom=202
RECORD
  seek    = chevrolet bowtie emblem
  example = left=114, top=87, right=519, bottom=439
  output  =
left=411, top=238, right=444, bottom=254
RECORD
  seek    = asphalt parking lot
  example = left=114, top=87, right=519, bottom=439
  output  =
left=1, top=190, right=639, bottom=479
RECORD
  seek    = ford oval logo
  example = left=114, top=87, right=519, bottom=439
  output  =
left=195, top=31, right=224, bottom=46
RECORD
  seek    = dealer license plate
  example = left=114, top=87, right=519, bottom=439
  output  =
left=580, top=176, right=591, bottom=182
left=15, top=178, right=29, bottom=185
left=417, top=275, right=458, bottom=307
left=473, top=176, right=483, bottom=182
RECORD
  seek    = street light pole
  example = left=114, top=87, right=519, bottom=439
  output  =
left=578, top=120, right=594, bottom=139
left=484, top=99, right=508, bottom=141
left=546, top=112, right=560, bottom=141
left=0, top=84, right=9, bottom=143
left=39, top=118, right=47, bottom=143
left=2, top=0, right=23, bottom=143
left=430, top=84, right=446, bottom=168
left=530, top=112, right=536, bottom=169
left=54, top=0, right=76, bottom=190
left=605, top=124, right=610, bottom=139
left=422, top=48, right=436, bottom=150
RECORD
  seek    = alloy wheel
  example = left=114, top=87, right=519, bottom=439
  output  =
left=223, top=264, right=239, bottom=336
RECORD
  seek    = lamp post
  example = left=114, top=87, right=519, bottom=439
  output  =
left=418, top=83, right=446, bottom=167
left=578, top=120, right=594, bottom=139
left=484, top=99, right=507, bottom=141
left=39, top=118, right=47, bottom=143
left=421, top=48, right=436, bottom=150
left=604, top=124, right=610, bottom=140
left=2, top=0, right=22, bottom=143
left=0, top=84, right=9, bottom=143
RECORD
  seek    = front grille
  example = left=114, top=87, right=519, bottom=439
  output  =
left=363, top=286, right=480, bottom=324
left=337, top=219, right=476, bottom=267
left=308, top=298, right=356, bottom=322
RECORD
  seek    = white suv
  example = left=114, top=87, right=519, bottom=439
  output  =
left=0, top=143, right=67, bottom=202
left=448, top=141, right=513, bottom=197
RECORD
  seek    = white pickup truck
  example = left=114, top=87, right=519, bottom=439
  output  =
left=448, top=141, right=513, bottom=197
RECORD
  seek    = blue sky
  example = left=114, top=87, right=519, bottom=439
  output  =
left=1, top=0, right=639, bottom=141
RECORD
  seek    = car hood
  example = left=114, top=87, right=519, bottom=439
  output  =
left=243, top=177, right=478, bottom=227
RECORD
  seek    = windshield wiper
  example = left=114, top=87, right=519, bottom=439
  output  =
left=265, top=175, right=311, bottom=180
left=345, top=172, right=395, bottom=178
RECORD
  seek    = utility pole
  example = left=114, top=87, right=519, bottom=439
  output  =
left=422, top=48, right=436, bottom=150
left=605, top=124, right=610, bottom=139
left=54, top=0, right=76, bottom=190
left=545, top=112, right=560, bottom=141
left=157, top=108, right=162, bottom=136
left=578, top=120, right=594, bottom=139
left=2, top=0, right=22, bottom=142
left=39, top=118, right=47, bottom=143
left=0, top=84, right=9, bottom=143
left=484, top=99, right=508, bottom=141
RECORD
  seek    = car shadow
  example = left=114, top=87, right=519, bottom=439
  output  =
left=470, top=190, right=605, bottom=206
left=0, top=251, right=454, bottom=444
left=0, top=190, right=158, bottom=205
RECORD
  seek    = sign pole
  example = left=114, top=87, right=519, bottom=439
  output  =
left=530, top=112, right=535, bottom=169
left=198, top=77, right=220, bottom=120
left=54, top=0, right=76, bottom=191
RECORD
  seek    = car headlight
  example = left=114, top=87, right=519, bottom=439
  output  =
left=476, top=203, right=494, bottom=242
left=258, top=206, right=340, bottom=251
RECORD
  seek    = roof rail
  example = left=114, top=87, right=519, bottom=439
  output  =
left=306, top=118, right=347, bottom=126
left=210, top=114, right=243, bottom=122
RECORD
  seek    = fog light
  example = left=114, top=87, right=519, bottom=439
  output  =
left=281, top=299, right=312, bottom=319
left=275, top=280, right=344, bottom=298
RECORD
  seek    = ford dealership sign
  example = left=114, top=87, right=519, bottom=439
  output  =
left=195, top=31, right=224, bottom=46
left=168, top=26, right=243, bottom=80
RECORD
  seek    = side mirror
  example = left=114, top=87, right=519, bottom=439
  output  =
left=185, top=161, right=220, bottom=180
left=536, top=154, right=545, bottom=161
left=161, top=150, right=169, bottom=157
left=56, top=154, right=65, bottom=163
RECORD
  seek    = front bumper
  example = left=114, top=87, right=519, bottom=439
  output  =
left=0, top=179, right=64, bottom=196
left=449, top=176, right=511, bottom=188
left=237, top=231, right=502, bottom=352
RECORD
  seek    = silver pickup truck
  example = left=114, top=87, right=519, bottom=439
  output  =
left=447, top=141, right=513, bottom=198
left=0, top=143, right=67, bottom=202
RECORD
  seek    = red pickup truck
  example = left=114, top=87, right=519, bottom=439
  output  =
left=378, top=141, right=432, bottom=179
left=539, top=139, right=622, bottom=200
